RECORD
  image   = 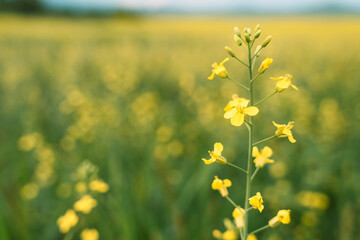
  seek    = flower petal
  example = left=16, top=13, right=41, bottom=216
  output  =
left=291, top=84, right=299, bottom=90
left=220, top=58, right=229, bottom=65
left=224, top=108, right=237, bottom=119
left=213, top=142, right=223, bottom=155
left=261, top=146, right=273, bottom=158
left=252, top=146, right=260, bottom=157
left=208, top=72, right=215, bottom=80
left=223, top=179, right=232, bottom=187
left=244, top=106, right=259, bottom=116
left=288, top=135, right=296, bottom=143
left=202, top=158, right=215, bottom=164
left=230, top=112, right=245, bottom=126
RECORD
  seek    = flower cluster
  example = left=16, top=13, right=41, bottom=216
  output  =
left=201, top=25, right=298, bottom=239
left=56, top=161, right=109, bottom=239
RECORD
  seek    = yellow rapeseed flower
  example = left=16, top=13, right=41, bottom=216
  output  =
left=212, top=176, right=232, bottom=197
left=81, top=229, right=99, bottom=240
left=89, top=179, right=109, bottom=193
left=232, top=207, right=245, bottom=228
left=247, top=234, right=257, bottom=240
left=208, top=58, right=229, bottom=80
left=269, top=209, right=291, bottom=227
left=273, top=121, right=296, bottom=143
left=252, top=146, right=274, bottom=168
left=258, top=58, right=273, bottom=74
left=212, top=229, right=238, bottom=240
left=57, top=209, right=79, bottom=234
left=271, top=74, right=298, bottom=92
left=74, top=195, right=97, bottom=214
left=249, top=192, right=264, bottom=213
left=202, top=142, right=227, bottom=165
left=224, top=94, right=259, bottom=127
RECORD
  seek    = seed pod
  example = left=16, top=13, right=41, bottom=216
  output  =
left=262, top=35, right=272, bottom=48
left=234, top=35, right=242, bottom=46
left=225, top=46, right=236, bottom=58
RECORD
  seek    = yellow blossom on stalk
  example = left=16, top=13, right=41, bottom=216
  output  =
left=269, top=210, right=291, bottom=227
left=57, top=209, right=79, bottom=233
left=249, top=192, right=264, bottom=212
left=81, top=229, right=99, bottom=240
left=74, top=195, right=97, bottom=214
left=213, top=229, right=238, bottom=240
left=202, top=142, right=227, bottom=165
left=252, top=146, right=274, bottom=168
left=258, top=58, right=273, bottom=74
left=208, top=58, right=229, bottom=80
left=89, top=179, right=109, bottom=193
left=212, top=176, right=232, bottom=197
left=247, top=234, right=257, bottom=240
left=273, top=121, right=296, bottom=143
left=232, top=207, right=245, bottom=228
left=271, top=74, right=298, bottom=92
left=224, top=94, right=259, bottom=127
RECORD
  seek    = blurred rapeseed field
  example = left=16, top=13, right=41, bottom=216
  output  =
left=0, top=14, right=359, bottom=240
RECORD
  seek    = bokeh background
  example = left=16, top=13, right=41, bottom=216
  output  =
left=1, top=0, right=360, bottom=239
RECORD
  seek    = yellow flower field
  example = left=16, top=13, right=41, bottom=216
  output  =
left=0, top=14, right=359, bottom=239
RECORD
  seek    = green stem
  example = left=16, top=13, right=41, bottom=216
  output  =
left=254, top=91, right=277, bottom=106
left=226, top=76, right=249, bottom=91
left=243, top=39, right=254, bottom=240
left=251, top=167, right=260, bottom=181
left=251, top=46, right=263, bottom=60
left=226, top=162, right=248, bottom=174
left=244, top=119, right=252, bottom=126
left=245, top=206, right=254, bottom=212
left=250, top=73, right=260, bottom=83
left=225, top=196, right=239, bottom=209
left=249, top=224, right=271, bottom=235
left=234, top=56, right=249, bottom=68
left=253, top=135, right=277, bottom=146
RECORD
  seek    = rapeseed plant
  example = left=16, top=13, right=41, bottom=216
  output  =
left=203, top=25, right=298, bottom=239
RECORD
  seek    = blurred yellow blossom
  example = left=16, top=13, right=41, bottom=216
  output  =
left=269, top=210, right=291, bottom=227
left=20, top=183, right=39, bottom=200
left=273, top=121, right=296, bottom=143
left=202, top=142, right=227, bottom=165
left=224, top=94, right=259, bottom=127
left=232, top=207, right=245, bottom=228
left=252, top=146, right=274, bottom=168
left=247, top=234, right=257, bottom=240
left=57, top=209, right=79, bottom=233
left=74, top=195, right=97, bottom=214
left=75, top=182, right=88, bottom=193
left=213, top=229, right=238, bottom=240
left=297, top=191, right=329, bottom=210
left=212, top=176, right=232, bottom=197
left=258, top=58, right=273, bottom=74
left=89, top=179, right=109, bottom=193
left=17, top=132, right=41, bottom=151
left=81, top=228, right=99, bottom=240
left=271, top=74, right=298, bottom=92
left=249, top=192, right=264, bottom=212
left=208, top=58, right=229, bottom=80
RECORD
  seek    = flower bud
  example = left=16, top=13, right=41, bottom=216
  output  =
left=244, top=33, right=251, bottom=43
left=234, top=35, right=242, bottom=46
left=262, top=35, right=272, bottom=48
left=258, top=58, right=273, bottom=74
left=234, top=27, right=241, bottom=37
left=246, top=28, right=252, bottom=36
left=254, top=45, right=261, bottom=57
left=255, top=24, right=260, bottom=32
left=225, top=46, right=236, bottom=58
left=254, top=30, right=261, bottom=39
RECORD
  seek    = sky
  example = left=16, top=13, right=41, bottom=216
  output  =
left=44, top=0, right=360, bottom=12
